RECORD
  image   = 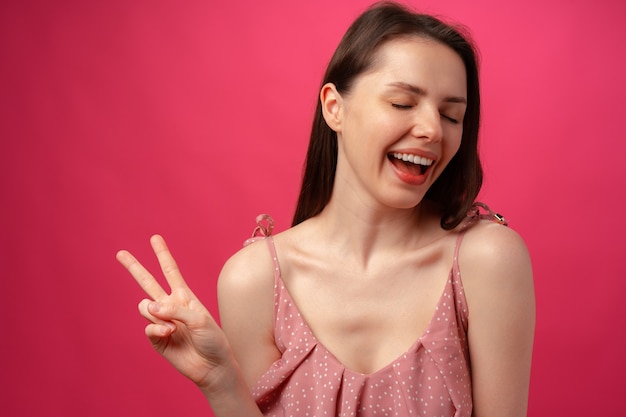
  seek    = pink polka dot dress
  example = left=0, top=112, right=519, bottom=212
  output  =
left=245, top=205, right=506, bottom=417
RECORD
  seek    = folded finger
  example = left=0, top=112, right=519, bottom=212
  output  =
left=145, top=322, right=176, bottom=338
left=117, top=249, right=168, bottom=300
left=147, top=299, right=213, bottom=330
left=138, top=298, right=166, bottom=324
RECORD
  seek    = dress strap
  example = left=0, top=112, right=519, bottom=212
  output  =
left=264, top=236, right=281, bottom=281
left=243, top=214, right=281, bottom=281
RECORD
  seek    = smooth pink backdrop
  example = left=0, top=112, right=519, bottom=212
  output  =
left=2, top=0, right=625, bottom=416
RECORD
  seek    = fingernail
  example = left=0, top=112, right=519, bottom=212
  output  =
left=149, top=302, right=161, bottom=313
left=160, top=322, right=175, bottom=335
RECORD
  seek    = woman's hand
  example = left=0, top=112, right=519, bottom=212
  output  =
left=117, top=235, right=234, bottom=394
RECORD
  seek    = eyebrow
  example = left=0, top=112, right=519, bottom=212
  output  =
left=386, top=82, right=467, bottom=104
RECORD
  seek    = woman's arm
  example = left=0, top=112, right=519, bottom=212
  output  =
left=217, top=239, right=282, bottom=389
left=460, top=223, right=536, bottom=417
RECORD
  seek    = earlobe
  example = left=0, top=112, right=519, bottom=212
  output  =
left=320, top=83, right=342, bottom=132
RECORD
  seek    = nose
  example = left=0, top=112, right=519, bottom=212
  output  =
left=411, top=104, right=443, bottom=143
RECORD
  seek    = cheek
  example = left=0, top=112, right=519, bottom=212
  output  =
left=443, top=130, right=463, bottom=161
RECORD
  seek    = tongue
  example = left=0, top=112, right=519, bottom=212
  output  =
left=390, top=158, right=423, bottom=176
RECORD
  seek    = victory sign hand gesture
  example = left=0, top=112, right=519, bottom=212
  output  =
left=117, top=235, right=233, bottom=394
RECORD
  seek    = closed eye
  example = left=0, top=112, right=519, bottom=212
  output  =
left=391, top=103, right=413, bottom=110
left=441, top=113, right=459, bottom=124
left=392, top=102, right=461, bottom=124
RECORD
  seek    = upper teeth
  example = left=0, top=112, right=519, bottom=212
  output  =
left=392, top=152, right=434, bottom=166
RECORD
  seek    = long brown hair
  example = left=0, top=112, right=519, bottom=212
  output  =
left=292, top=2, right=483, bottom=230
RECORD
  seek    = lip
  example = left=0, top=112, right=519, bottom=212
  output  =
left=387, top=148, right=438, bottom=186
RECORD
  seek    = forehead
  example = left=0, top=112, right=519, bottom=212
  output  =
left=359, top=36, right=467, bottom=96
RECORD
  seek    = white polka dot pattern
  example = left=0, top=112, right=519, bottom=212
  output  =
left=249, top=232, right=473, bottom=417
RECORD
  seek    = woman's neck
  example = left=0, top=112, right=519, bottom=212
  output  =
left=309, top=196, right=441, bottom=270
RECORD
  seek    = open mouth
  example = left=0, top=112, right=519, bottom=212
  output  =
left=388, top=152, right=434, bottom=176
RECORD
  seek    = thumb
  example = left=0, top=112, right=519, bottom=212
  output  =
left=148, top=301, right=212, bottom=328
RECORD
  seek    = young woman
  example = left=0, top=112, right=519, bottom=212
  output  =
left=117, top=3, right=535, bottom=416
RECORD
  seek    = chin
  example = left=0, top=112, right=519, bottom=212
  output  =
left=383, top=194, right=427, bottom=211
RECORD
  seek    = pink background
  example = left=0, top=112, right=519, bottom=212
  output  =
left=2, top=0, right=625, bottom=415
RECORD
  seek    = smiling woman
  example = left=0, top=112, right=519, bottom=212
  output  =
left=324, top=37, right=466, bottom=200
left=118, top=2, right=534, bottom=417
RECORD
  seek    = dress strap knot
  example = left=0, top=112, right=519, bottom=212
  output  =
left=243, top=214, right=274, bottom=247
left=467, top=202, right=508, bottom=226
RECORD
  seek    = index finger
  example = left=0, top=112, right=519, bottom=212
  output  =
left=150, top=234, right=190, bottom=291
left=116, top=249, right=168, bottom=300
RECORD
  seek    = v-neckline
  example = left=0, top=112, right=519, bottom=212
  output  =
left=274, top=264, right=456, bottom=377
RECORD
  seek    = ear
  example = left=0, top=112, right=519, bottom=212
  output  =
left=320, top=83, right=343, bottom=132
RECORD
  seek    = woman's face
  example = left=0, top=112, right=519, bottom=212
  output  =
left=325, top=36, right=467, bottom=211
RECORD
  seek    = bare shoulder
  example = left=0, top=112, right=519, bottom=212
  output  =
left=458, top=220, right=532, bottom=286
left=218, top=238, right=275, bottom=294
left=455, top=217, right=535, bottom=323
left=217, top=238, right=276, bottom=334
left=217, top=221, right=307, bottom=297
